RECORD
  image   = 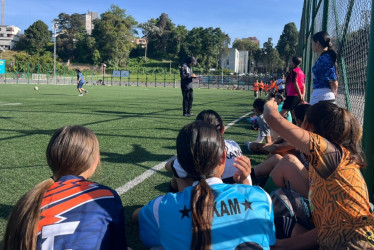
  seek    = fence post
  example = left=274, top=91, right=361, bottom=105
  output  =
left=305, top=0, right=316, bottom=102
left=322, top=0, right=330, bottom=32
left=46, top=63, right=49, bottom=85
left=27, top=62, right=30, bottom=84
left=137, top=70, right=139, bottom=87
left=37, top=63, right=40, bottom=85
left=16, top=61, right=19, bottom=84
left=164, top=71, right=166, bottom=87
left=362, top=0, right=374, bottom=201
left=332, top=0, right=354, bottom=111
left=154, top=72, right=157, bottom=87
left=173, top=72, right=176, bottom=88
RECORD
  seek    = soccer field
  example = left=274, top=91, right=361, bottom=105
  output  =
left=0, top=84, right=263, bottom=248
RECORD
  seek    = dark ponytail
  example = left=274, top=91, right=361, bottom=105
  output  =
left=313, top=31, right=337, bottom=64
left=176, top=121, right=225, bottom=249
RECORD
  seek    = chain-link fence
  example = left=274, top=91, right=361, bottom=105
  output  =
left=0, top=64, right=275, bottom=90
left=299, top=0, right=374, bottom=199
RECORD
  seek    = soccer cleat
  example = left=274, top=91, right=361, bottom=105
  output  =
left=79, top=93, right=83, bottom=96
left=85, top=90, right=88, bottom=95
left=188, top=113, right=195, bottom=116
left=184, top=113, right=191, bottom=117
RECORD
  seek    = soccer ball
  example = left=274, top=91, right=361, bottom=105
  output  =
left=34, top=86, right=38, bottom=91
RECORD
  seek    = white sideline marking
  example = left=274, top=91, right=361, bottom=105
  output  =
left=0, top=102, right=22, bottom=106
left=115, top=112, right=253, bottom=195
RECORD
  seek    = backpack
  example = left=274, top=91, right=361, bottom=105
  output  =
left=270, top=187, right=314, bottom=239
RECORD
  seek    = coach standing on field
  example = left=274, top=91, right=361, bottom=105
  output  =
left=180, top=56, right=197, bottom=117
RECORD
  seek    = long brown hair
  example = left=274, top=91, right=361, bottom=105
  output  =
left=176, top=121, right=225, bottom=250
left=3, top=126, right=100, bottom=250
left=306, top=102, right=366, bottom=167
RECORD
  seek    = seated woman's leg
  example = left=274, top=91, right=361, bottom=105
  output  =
left=253, top=154, right=283, bottom=176
left=269, top=154, right=309, bottom=198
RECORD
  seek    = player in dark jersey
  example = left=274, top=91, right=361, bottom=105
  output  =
left=3, top=126, right=127, bottom=250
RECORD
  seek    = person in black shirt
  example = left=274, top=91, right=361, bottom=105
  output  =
left=180, top=56, right=197, bottom=116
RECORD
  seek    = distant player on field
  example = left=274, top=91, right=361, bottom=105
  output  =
left=76, top=69, right=88, bottom=96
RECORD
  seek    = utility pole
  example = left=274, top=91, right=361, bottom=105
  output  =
left=52, top=22, right=57, bottom=84
left=1, top=0, right=4, bottom=26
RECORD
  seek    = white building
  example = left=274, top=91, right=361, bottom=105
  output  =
left=81, top=12, right=98, bottom=35
left=0, top=25, right=21, bottom=50
left=221, top=48, right=248, bottom=74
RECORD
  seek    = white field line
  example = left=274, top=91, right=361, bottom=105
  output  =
left=115, top=111, right=253, bottom=195
left=0, top=103, right=22, bottom=106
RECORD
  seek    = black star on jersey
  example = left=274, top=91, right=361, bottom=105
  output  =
left=241, top=200, right=253, bottom=211
left=179, top=205, right=191, bottom=219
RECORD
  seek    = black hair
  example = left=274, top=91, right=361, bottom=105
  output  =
left=291, top=56, right=302, bottom=66
left=253, top=99, right=266, bottom=113
left=312, top=31, right=337, bottom=63
left=196, top=110, right=223, bottom=132
left=185, top=56, right=197, bottom=65
left=306, top=101, right=365, bottom=167
left=176, top=121, right=225, bottom=249
left=274, top=93, right=284, bottom=102
left=294, top=103, right=310, bottom=122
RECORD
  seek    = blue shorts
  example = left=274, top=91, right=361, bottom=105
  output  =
left=77, top=82, right=84, bottom=88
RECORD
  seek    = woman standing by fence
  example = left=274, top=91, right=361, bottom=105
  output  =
left=310, top=31, right=338, bottom=105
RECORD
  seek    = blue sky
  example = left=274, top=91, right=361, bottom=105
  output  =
left=5, top=0, right=303, bottom=47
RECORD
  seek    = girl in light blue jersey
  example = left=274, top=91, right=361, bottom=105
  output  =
left=134, top=121, right=275, bottom=250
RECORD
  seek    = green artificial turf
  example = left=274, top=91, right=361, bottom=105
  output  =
left=0, top=84, right=262, bottom=249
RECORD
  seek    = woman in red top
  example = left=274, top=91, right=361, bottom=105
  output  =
left=280, top=56, right=305, bottom=118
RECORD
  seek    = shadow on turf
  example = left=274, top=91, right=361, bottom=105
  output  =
left=0, top=164, right=46, bottom=170
left=101, top=144, right=173, bottom=178
left=0, top=204, right=13, bottom=219
left=124, top=204, right=147, bottom=250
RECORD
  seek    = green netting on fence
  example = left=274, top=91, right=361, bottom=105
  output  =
left=299, top=0, right=374, bottom=199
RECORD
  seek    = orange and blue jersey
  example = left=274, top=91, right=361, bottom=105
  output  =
left=36, top=175, right=127, bottom=250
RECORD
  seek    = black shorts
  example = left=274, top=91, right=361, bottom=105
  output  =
left=283, top=96, right=300, bottom=111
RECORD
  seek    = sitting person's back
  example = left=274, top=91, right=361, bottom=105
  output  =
left=3, top=126, right=127, bottom=250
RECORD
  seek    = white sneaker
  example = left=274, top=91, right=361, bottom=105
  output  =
left=79, top=93, right=83, bottom=96
left=244, top=141, right=252, bottom=152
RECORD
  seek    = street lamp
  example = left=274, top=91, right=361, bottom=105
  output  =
left=102, top=63, right=106, bottom=85
left=52, top=21, right=58, bottom=84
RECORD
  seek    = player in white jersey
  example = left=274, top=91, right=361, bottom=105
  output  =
left=165, top=110, right=251, bottom=191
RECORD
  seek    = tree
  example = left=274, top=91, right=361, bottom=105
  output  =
left=181, top=27, right=230, bottom=71
left=54, top=13, right=85, bottom=62
left=14, top=20, right=50, bottom=55
left=261, top=38, right=285, bottom=74
left=92, top=5, right=137, bottom=68
left=139, top=13, right=182, bottom=59
left=276, top=22, right=299, bottom=71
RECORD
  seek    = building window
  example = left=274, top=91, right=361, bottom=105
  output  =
left=226, top=59, right=229, bottom=66
left=7, top=34, right=13, bottom=38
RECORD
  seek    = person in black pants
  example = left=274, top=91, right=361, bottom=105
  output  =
left=180, top=56, right=197, bottom=116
